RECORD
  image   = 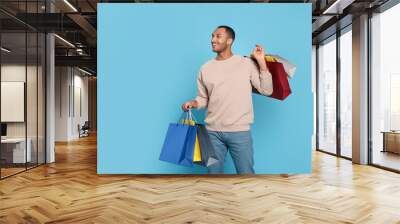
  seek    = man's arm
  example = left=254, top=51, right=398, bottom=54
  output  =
left=182, top=70, right=208, bottom=111
left=250, top=44, right=273, bottom=96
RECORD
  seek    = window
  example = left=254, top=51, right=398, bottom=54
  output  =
left=317, top=36, right=337, bottom=154
left=340, top=28, right=352, bottom=158
left=371, top=3, right=400, bottom=171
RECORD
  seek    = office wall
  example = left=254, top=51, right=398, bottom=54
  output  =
left=73, top=72, right=89, bottom=137
left=55, top=67, right=68, bottom=141
left=88, top=77, right=97, bottom=132
left=55, top=67, right=89, bottom=141
left=1, top=63, right=45, bottom=168
left=98, top=3, right=313, bottom=174
left=312, top=45, right=317, bottom=150
left=1, top=65, right=42, bottom=139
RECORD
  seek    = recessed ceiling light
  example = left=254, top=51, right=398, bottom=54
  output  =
left=54, top=34, right=75, bottom=48
left=63, top=0, right=78, bottom=12
left=1, top=47, right=11, bottom=53
left=78, top=67, right=93, bottom=76
left=322, top=0, right=354, bottom=15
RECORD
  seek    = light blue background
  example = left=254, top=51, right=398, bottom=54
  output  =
left=98, top=3, right=312, bottom=174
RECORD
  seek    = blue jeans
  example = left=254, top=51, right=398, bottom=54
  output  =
left=207, top=130, right=255, bottom=174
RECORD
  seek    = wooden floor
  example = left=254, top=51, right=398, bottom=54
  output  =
left=1, top=135, right=400, bottom=224
left=373, top=150, right=400, bottom=171
left=1, top=163, right=45, bottom=178
left=0, top=167, right=26, bottom=178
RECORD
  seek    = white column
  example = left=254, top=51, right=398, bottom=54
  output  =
left=46, top=33, right=55, bottom=163
left=352, top=14, right=369, bottom=164
left=312, top=45, right=317, bottom=151
left=46, top=1, right=55, bottom=163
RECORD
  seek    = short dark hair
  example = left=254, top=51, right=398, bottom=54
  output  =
left=217, top=25, right=235, bottom=42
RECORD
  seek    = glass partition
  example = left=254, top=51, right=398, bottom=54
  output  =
left=317, top=36, right=337, bottom=155
left=0, top=1, right=46, bottom=179
left=339, top=28, right=352, bottom=158
left=371, top=3, right=400, bottom=171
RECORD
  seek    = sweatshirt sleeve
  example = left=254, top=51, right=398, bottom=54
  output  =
left=249, top=59, right=273, bottom=96
left=194, top=70, right=208, bottom=109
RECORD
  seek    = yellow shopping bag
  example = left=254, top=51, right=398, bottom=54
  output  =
left=193, top=136, right=201, bottom=162
left=265, top=55, right=277, bottom=62
left=182, top=119, right=202, bottom=162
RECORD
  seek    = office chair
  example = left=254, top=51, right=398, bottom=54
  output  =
left=79, top=121, right=90, bottom=138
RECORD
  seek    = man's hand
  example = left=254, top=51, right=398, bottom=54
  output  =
left=251, top=44, right=268, bottom=72
left=181, top=100, right=198, bottom=112
left=251, top=44, right=265, bottom=62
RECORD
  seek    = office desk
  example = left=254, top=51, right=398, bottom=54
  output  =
left=381, top=131, right=400, bottom=154
left=1, top=138, right=32, bottom=163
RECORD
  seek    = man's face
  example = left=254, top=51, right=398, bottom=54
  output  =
left=211, top=28, right=232, bottom=53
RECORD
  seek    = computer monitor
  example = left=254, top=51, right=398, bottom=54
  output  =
left=1, top=123, right=7, bottom=137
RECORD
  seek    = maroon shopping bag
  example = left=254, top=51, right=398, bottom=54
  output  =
left=251, top=57, right=292, bottom=100
left=266, top=61, right=291, bottom=100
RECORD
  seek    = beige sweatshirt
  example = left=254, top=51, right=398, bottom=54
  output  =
left=195, top=54, right=273, bottom=132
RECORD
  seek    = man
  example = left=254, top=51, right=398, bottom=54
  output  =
left=181, top=25, right=273, bottom=174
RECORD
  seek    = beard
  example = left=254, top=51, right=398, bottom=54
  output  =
left=212, top=43, right=228, bottom=53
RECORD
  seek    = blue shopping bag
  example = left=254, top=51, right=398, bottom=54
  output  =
left=159, top=111, right=198, bottom=167
left=159, top=123, right=190, bottom=166
left=179, top=124, right=197, bottom=167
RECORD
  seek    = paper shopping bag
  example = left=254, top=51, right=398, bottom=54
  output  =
left=179, top=124, right=197, bottom=166
left=159, top=123, right=193, bottom=166
left=182, top=119, right=202, bottom=162
left=194, top=124, right=219, bottom=167
left=266, top=54, right=296, bottom=78
left=251, top=56, right=292, bottom=100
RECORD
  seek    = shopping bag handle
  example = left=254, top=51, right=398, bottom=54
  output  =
left=188, top=109, right=198, bottom=123
left=177, top=109, right=198, bottom=124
